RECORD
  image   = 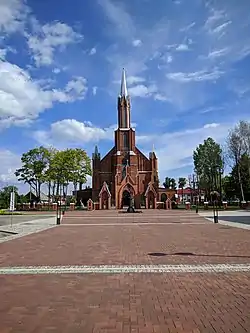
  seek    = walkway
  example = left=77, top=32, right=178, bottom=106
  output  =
left=0, top=210, right=249, bottom=332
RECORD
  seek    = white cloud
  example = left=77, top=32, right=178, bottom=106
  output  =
left=180, top=22, right=195, bottom=32
left=53, top=68, right=61, bottom=74
left=27, top=21, right=83, bottom=66
left=207, top=47, right=230, bottom=59
left=129, top=84, right=157, bottom=98
left=132, top=39, right=142, bottom=47
left=154, top=93, right=168, bottom=101
left=0, top=49, right=7, bottom=60
left=126, top=76, right=145, bottom=85
left=0, top=0, right=28, bottom=34
left=89, top=47, right=96, bottom=55
left=203, top=123, right=220, bottom=129
left=175, top=43, right=189, bottom=51
left=97, top=0, right=135, bottom=41
left=92, top=86, right=97, bottom=95
left=166, top=69, right=223, bottom=82
left=166, top=55, right=173, bottom=63
left=0, top=149, right=21, bottom=184
left=137, top=122, right=231, bottom=179
left=100, top=0, right=250, bottom=113
left=204, top=9, right=226, bottom=33
left=33, top=119, right=113, bottom=146
left=0, top=59, right=88, bottom=129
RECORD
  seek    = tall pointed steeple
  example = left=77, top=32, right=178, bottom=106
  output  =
left=120, top=68, right=128, bottom=97
left=118, top=68, right=130, bottom=129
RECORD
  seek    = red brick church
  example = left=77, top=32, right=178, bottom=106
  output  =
left=78, top=69, right=175, bottom=209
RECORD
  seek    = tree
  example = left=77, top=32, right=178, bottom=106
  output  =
left=163, top=177, right=176, bottom=189
left=0, top=186, right=18, bottom=209
left=15, top=146, right=51, bottom=201
left=222, top=175, right=237, bottom=201
left=178, top=177, right=187, bottom=203
left=70, top=148, right=91, bottom=194
left=170, top=178, right=176, bottom=190
left=15, top=146, right=92, bottom=203
left=230, top=153, right=250, bottom=201
left=193, top=137, right=223, bottom=200
left=46, top=148, right=91, bottom=199
left=235, top=120, right=250, bottom=180
left=163, top=177, right=171, bottom=189
left=226, top=125, right=246, bottom=201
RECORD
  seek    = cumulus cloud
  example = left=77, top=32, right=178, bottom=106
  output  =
left=0, top=59, right=87, bottom=129
left=33, top=119, right=113, bottom=146
left=27, top=21, right=83, bottom=66
left=0, top=149, right=21, bottom=183
left=129, top=84, right=157, bottom=98
left=0, top=0, right=28, bottom=34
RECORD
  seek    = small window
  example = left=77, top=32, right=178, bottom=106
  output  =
left=123, top=132, right=129, bottom=149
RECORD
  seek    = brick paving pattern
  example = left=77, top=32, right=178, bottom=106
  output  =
left=0, top=210, right=249, bottom=332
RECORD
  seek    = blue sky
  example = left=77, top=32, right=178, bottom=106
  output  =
left=0, top=0, right=250, bottom=192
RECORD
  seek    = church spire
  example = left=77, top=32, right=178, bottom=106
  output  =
left=118, top=68, right=130, bottom=129
left=120, top=68, right=128, bottom=97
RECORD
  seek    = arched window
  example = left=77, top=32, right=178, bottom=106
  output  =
left=123, top=132, right=129, bottom=149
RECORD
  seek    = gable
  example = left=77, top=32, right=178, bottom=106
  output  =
left=145, top=182, right=157, bottom=197
left=99, top=181, right=111, bottom=197
left=135, top=147, right=149, bottom=161
left=100, top=146, right=116, bottom=163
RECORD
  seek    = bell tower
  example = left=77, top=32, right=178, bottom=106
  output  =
left=115, top=68, right=136, bottom=155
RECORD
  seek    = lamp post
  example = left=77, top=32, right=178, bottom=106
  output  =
left=194, top=173, right=200, bottom=214
left=56, top=199, right=60, bottom=225
left=56, top=184, right=62, bottom=225
left=211, top=191, right=219, bottom=223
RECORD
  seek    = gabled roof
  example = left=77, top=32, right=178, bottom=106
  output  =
left=134, top=147, right=150, bottom=161
left=25, top=189, right=48, bottom=201
left=100, top=146, right=115, bottom=163
left=145, top=182, right=157, bottom=197
left=121, top=172, right=135, bottom=186
left=99, top=181, right=111, bottom=197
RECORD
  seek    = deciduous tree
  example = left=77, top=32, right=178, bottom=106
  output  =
left=178, top=177, right=187, bottom=203
left=15, top=147, right=50, bottom=201
left=193, top=137, right=223, bottom=200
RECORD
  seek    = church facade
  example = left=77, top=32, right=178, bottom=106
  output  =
left=89, top=69, right=173, bottom=209
left=76, top=69, right=175, bottom=209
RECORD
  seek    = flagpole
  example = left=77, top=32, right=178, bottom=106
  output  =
left=10, top=185, right=14, bottom=228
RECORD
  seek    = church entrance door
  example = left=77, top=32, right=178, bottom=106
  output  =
left=122, top=190, right=130, bottom=207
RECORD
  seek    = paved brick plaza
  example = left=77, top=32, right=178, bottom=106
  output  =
left=0, top=210, right=250, bottom=332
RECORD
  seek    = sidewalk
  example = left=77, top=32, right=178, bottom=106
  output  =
left=199, top=210, right=250, bottom=230
left=0, top=216, right=56, bottom=243
left=0, top=210, right=249, bottom=332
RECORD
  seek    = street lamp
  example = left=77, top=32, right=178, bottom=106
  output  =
left=210, top=191, right=219, bottom=223
left=56, top=184, right=62, bottom=225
